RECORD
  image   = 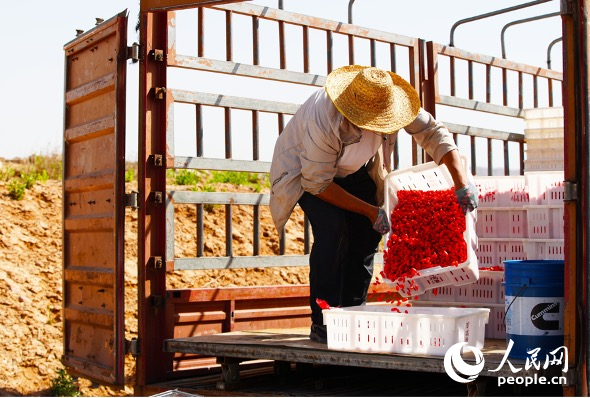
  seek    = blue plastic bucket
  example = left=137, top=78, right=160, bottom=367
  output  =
left=503, top=260, right=564, bottom=359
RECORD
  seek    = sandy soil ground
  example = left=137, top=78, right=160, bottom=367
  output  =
left=0, top=165, right=312, bottom=396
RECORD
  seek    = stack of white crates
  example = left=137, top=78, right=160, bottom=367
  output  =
left=523, top=107, right=564, bottom=172
left=414, top=107, right=566, bottom=340
left=522, top=106, right=565, bottom=260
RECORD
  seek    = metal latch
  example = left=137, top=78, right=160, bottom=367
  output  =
left=127, top=42, right=140, bottom=63
left=125, top=338, right=139, bottom=356
left=125, top=191, right=139, bottom=209
left=150, top=154, right=164, bottom=167
left=151, top=256, right=164, bottom=269
left=564, top=181, right=577, bottom=202
left=153, top=191, right=164, bottom=204
left=150, top=49, right=165, bottom=62
left=153, top=87, right=166, bottom=100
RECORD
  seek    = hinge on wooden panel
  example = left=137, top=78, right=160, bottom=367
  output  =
left=125, top=338, right=139, bottom=357
left=153, top=87, right=166, bottom=100
left=564, top=181, right=577, bottom=202
left=152, top=191, right=164, bottom=204
left=127, top=42, right=140, bottom=63
left=150, top=49, right=165, bottom=62
left=150, top=154, right=165, bottom=167
left=151, top=256, right=164, bottom=269
left=125, top=191, right=139, bottom=209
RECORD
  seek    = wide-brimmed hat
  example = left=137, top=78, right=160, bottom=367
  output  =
left=325, top=65, right=421, bottom=134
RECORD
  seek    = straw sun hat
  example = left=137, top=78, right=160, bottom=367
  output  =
left=325, top=65, right=421, bottom=134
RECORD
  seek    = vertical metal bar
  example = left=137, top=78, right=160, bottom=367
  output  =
left=252, top=16, right=259, bottom=65
left=225, top=10, right=232, bottom=62
left=449, top=56, right=456, bottom=96
left=196, top=104, right=203, bottom=157
left=470, top=136, right=477, bottom=176
left=252, top=110, right=260, bottom=255
left=279, top=19, right=286, bottom=69
left=348, top=35, right=355, bottom=65
left=468, top=60, right=474, bottom=99
left=533, top=74, right=539, bottom=107
left=197, top=8, right=204, bottom=57
left=519, top=142, right=525, bottom=175
left=326, top=30, right=333, bottom=74
left=485, top=64, right=491, bottom=103
left=390, top=43, right=397, bottom=73
left=503, top=140, right=510, bottom=176
left=224, top=105, right=232, bottom=256
left=518, top=71, right=524, bottom=109
left=302, top=26, right=309, bottom=73
left=197, top=204, right=204, bottom=257
left=548, top=78, right=554, bottom=107
left=225, top=205, right=233, bottom=256
left=252, top=110, right=259, bottom=160
left=370, top=39, right=376, bottom=67
left=225, top=107, right=232, bottom=159
left=138, top=9, right=169, bottom=386
left=253, top=206, right=260, bottom=256
left=487, top=137, right=493, bottom=176
left=502, top=68, right=508, bottom=106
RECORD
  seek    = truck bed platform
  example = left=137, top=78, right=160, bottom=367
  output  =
left=165, top=328, right=521, bottom=378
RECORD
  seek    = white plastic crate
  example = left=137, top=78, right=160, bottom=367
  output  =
left=323, top=305, right=489, bottom=356
left=524, top=158, right=564, bottom=172
left=525, top=138, right=563, bottom=161
left=476, top=207, right=527, bottom=238
left=525, top=171, right=565, bottom=205
left=523, top=106, right=563, bottom=123
left=470, top=270, right=504, bottom=304
left=475, top=176, right=529, bottom=208
left=486, top=305, right=507, bottom=340
left=477, top=238, right=527, bottom=267
left=525, top=205, right=564, bottom=239
left=523, top=239, right=565, bottom=260
left=383, top=160, right=478, bottom=297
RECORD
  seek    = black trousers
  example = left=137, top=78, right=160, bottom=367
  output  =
left=298, top=166, right=382, bottom=326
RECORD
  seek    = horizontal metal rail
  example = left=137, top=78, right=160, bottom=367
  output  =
left=170, top=89, right=300, bottom=114
left=169, top=191, right=270, bottom=205
left=212, top=2, right=418, bottom=47
left=172, top=157, right=271, bottom=173
left=171, top=55, right=326, bottom=86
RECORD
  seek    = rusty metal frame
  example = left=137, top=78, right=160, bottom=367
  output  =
left=134, top=0, right=577, bottom=391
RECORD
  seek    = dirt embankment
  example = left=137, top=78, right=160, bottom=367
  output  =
left=0, top=164, right=310, bottom=396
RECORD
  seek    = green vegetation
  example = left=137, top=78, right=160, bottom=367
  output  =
left=49, top=369, right=80, bottom=397
left=2, top=154, right=63, bottom=200
left=125, top=167, right=136, bottom=183
left=167, top=169, right=269, bottom=193
left=7, top=179, right=26, bottom=200
left=31, top=154, right=62, bottom=180
left=173, top=169, right=202, bottom=186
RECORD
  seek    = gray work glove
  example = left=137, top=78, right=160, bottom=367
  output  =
left=373, top=207, right=391, bottom=235
left=455, top=182, right=479, bottom=214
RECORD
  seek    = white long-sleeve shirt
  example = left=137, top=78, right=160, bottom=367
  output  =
left=269, top=88, right=458, bottom=231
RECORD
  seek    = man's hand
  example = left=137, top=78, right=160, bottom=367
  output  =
left=373, top=207, right=391, bottom=235
left=455, top=182, right=478, bottom=213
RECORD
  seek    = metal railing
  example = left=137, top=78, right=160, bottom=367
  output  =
left=159, top=2, right=563, bottom=273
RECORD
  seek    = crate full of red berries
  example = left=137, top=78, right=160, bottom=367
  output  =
left=382, top=160, right=479, bottom=297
